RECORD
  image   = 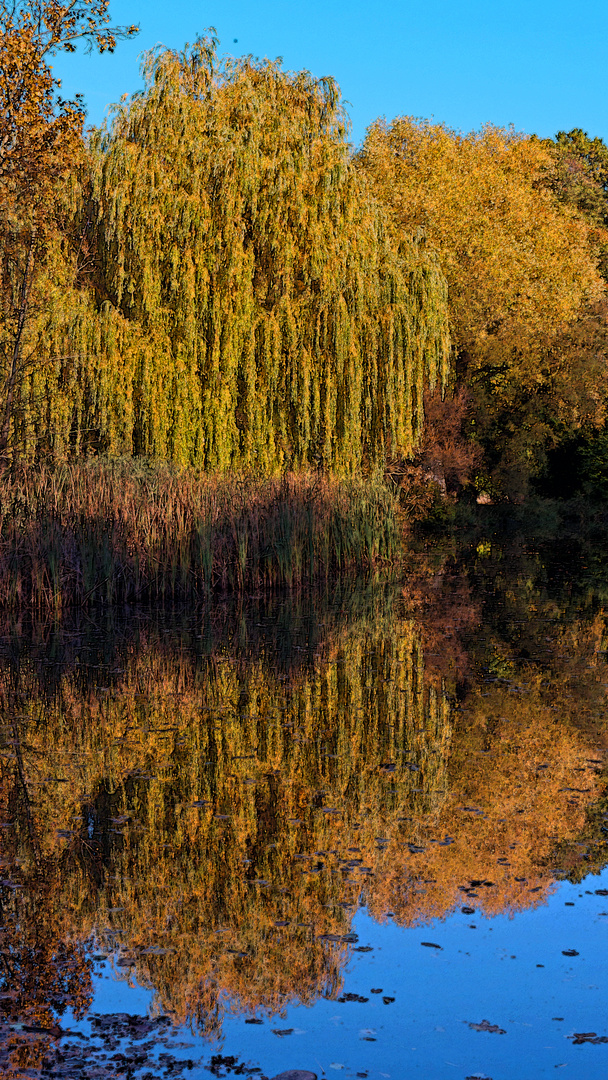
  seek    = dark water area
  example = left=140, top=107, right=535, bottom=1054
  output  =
left=2, top=535, right=608, bottom=1079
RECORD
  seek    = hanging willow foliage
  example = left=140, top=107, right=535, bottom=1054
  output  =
left=1, top=200, right=151, bottom=461
left=89, top=36, right=450, bottom=470
left=9, top=36, right=449, bottom=469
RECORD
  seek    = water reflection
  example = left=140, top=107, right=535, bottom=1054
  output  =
left=0, top=550, right=607, bottom=1074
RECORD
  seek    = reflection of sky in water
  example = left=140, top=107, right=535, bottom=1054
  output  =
left=78, top=867, right=608, bottom=1079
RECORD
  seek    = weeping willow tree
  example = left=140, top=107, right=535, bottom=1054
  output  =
left=86, top=36, right=449, bottom=471
left=7, top=36, right=449, bottom=469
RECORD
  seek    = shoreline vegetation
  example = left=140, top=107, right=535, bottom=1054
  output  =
left=0, top=460, right=405, bottom=610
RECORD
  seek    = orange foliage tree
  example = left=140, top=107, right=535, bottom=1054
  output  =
left=359, top=120, right=608, bottom=496
left=0, top=1, right=137, bottom=460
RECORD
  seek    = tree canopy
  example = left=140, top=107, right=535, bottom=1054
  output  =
left=358, top=119, right=605, bottom=375
left=358, top=119, right=608, bottom=495
left=87, top=39, right=449, bottom=471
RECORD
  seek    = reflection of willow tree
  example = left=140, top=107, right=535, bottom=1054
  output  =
left=0, top=584, right=607, bottom=1038
left=0, top=611, right=451, bottom=1034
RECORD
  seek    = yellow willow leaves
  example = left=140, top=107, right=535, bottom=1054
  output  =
left=3, top=276, right=154, bottom=461
left=87, top=38, right=450, bottom=470
left=358, top=119, right=606, bottom=390
left=0, top=151, right=157, bottom=461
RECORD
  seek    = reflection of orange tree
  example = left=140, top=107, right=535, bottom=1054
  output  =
left=0, top=599, right=607, bottom=1037
left=0, top=700, right=93, bottom=1076
left=367, top=669, right=608, bottom=925
left=0, top=862, right=92, bottom=1077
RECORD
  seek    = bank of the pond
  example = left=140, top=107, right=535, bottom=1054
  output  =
left=0, top=461, right=405, bottom=610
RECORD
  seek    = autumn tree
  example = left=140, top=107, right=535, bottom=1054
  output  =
left=86, top=39, right=450, bottom=472
left=358, top=120, right=608, bottom=496
left=0, top=1, right=138, bottom=462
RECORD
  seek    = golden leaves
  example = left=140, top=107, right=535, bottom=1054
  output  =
left=358, top=119, right=606, bottom=386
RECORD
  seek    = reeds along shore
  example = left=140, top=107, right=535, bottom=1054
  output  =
left=0, top=460, right=405, bottom=610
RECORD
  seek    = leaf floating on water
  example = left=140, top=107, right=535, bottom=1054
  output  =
left=468, top=1019, right=506, bottom=1034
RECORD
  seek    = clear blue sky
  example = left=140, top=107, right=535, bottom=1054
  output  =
left=51, top=0, right=608, bottom=148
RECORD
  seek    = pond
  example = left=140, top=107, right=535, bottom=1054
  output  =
left=2, top=535, right=608, bottom=1079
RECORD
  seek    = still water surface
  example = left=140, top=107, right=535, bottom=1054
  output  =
left=2, top=538, right=608, bottom=1079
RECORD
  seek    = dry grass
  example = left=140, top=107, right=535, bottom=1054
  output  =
left=0, top=459, right=404, bottom=610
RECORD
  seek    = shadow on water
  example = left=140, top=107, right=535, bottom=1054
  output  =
left=1, top=545, right=608, bottom=1075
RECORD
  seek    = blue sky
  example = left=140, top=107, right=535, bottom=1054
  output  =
left=51, top=0, right=608, bottom=148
